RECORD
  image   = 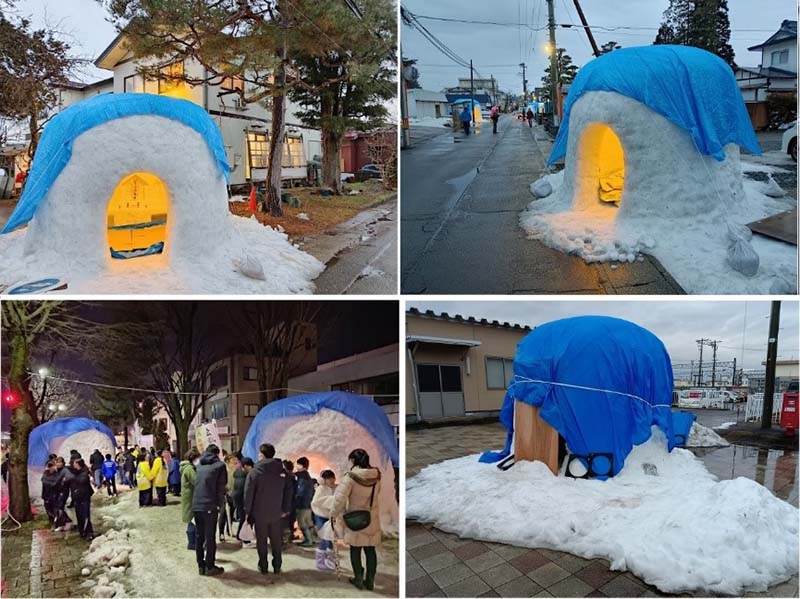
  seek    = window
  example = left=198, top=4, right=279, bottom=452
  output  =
left=123, top=75, right=136, bottom=93
left=486, top=357, right=514, bottom=389
left=780, top=50, right=789, bottom=64
left=417, top=365, right=441, bottom=393
left=220, top=75, right=244, bottom=92
left=771, top=50, right=789, bottom=66
left=416, top=365, right=462, bottom=393
left=158, top=61, right=186, bottom=96
left=246, top=131, right=269, bottom=179
left=208, top=398, right=229, bottom=420
left=210, top=366, right=228, bottom=389
left=440, top=366, right=462, bottom=392
left=282, top=135, right=306, bottom=168
left=243, top=404, right=259, bottom=417
left=243, top=366, right=258, bottom=381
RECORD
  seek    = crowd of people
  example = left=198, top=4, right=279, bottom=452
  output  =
left=35, top=442, right=384, bottom=591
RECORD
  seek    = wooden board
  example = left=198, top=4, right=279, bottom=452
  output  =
left=514, top=401, right=560, bottom=475
left=747, top=209, right=797, bottom=245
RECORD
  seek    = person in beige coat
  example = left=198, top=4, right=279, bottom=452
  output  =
left=331, top=449, right=382, bottom=591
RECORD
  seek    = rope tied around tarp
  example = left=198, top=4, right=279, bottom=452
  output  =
left=507, top=375, right=673, bottom=409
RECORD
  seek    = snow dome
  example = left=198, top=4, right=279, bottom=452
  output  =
left=241, top=391, right=399, bottom=533
left=0, top=94, right=322, bottom=294
left=27, top=417, right=116, bottom=499
left=522, top=46, right=797, bottom=293
left=480, top=316, right=693, bottom=478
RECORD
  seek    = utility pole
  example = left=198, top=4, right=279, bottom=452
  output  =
left=491, top=75, right=497, bottom=107
left=546, top=0, right=559, bottom=125
left=520, top=63, right=528, bottom=103
left=732, top=357, right=737, bottom=387
left=400, top=50, right=411, bottom=149
left=572, top=0, right=600, bottom=57
left=696, top=339, right=705, bottom=386
left=469, top=59, right=475, bottom=131
left=710, top=340, right=719, bottom=388
left=761, top=301, right=781, bottom=429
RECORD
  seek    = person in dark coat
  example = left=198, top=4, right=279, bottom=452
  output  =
left=245, top=444, right=293, bottom=575
left=168, top=453, right=182, bottom=496
left=123, top=450, right=136, bottom=487
left=64, top=458, right=94, bottom=539
left=526, top=107, right=534, bottom=128
left=41, top=459, right=61, bottom=529
left=294, top=456, right=315, bottom=547
left=233, top=457, right=252, bottom=540
left=192, top=444, right=227, bottom=576
left=281, top=460, right=297, bottom=546
left=52, top=457, right=73, bottom=530
left=89, top=449, right=104, bottom=489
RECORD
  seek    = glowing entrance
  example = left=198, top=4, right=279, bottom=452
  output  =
left=106, top=172, right=168, bottom=259
left=581, top=124, right=625, bottom=205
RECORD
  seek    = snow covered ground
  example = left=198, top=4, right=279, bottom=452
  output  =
left=686, top=422, right=730, bottom=448
left=521, top=160, right=797, bottom=295
left=80, top=490, right=398, bottom=598
left=406, top=427, right=798, bottom=595
left=409, top=116, right=453, bottom=129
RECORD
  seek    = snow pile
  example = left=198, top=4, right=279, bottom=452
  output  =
left=715, top=421, right=737, bottom=430
left=686, top=422, right=730, bottom=447
left=0, top=115, right=323, bottom=294
left=406, top=427, right=798, bottom=595
left=28, top=429, right=115, bottom=499
left=520, top=92, right=797, bottom=294
left=410, top=116, right=452, bottom=128
left=251, top=408, right=398, bottom=534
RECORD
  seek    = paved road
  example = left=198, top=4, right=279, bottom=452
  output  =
left=400, top=117, right=684, bottom=295
left=307, top=198, right=398, bottom=295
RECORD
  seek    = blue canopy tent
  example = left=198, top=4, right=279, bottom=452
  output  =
left=548, top=45, right=760, bottom=165
left=28, top=417, right=116, bottom=467
left=480, top=316, right=693, bottom=478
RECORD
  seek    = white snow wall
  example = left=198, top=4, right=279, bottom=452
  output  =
left=251, top=409, right=399, bottom=535
left=560, top=91, right=746, bottom=218
left=27, top=429, right=115, bottom=501
left=22, top=115, right=234, bottom=271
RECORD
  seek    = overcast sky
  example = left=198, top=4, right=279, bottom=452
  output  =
left=407, top=300, right=799, bottom=369
left=401, top=0, right=796, bottom=93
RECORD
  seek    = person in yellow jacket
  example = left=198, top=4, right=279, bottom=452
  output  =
left=136, top=453, right=153, bottom=507
left=152, top=450, right=170, bottom=506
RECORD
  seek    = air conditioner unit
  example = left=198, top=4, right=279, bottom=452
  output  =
left=234, top=97, right=249, bottom=111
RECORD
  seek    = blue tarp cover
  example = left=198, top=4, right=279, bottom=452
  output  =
left=241, top=391, right=399, bottom=466
left=2, top=93, right=231, bottom=234
left=480, top=316, right=676, bottom=477
left=28, top=417, right=117, bottom=467
left=671, top=410, right=697, bottom=447
left=548, top=45, right=761, bottom=165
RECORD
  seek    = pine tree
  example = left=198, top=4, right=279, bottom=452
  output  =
left=600, top=41, right=622, bottom=54
left=653, top=0, right=735, bottom=68
left=540, top=49, right=579, bottom=100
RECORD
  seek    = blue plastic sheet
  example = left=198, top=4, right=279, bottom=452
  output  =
left=671, top=411, right=697, bottom=447
left=479, top=316, right=677, bottom=477
left=241, top=391, right=399, bottom=466
left=549, top=45, right=761, bottom=165
left=2, top=93, right=231, bottom=233
left=28, top=417, right=117, bottom=467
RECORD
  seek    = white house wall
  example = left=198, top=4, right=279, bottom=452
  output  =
left=760, top=39, right=798, bottom=74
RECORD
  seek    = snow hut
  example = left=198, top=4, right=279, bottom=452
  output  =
left=0, top=93, right=323, bottom=294
left=480, top=316, right=693, bottom=479
left=27, top=417, right=116, bottom=500
left=241, top=391, right=399, bottom=533
left=548, top=45, right=760, bottom=218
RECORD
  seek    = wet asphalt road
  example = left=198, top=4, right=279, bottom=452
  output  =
left=400, top=117, right=684, bottom=295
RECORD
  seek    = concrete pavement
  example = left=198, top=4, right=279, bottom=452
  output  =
left=400, top=116, right=684, bottom=295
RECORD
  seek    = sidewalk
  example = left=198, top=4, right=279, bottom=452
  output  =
left=401, top=118, right=684, bottom=294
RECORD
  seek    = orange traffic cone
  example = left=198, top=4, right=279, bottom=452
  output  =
left=248, top=184, right=257, bottom=212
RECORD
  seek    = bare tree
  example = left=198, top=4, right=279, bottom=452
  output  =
left=365, top=127, right=397, bottom=190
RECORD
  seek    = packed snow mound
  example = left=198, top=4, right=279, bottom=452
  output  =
left=520, top=94, right=797, bottom=294
left=407, top=428, right=798, bottom=595
left=28, top=429, right=115, bottom=500
left=247, top=408, right=398, bottom=534
left=686, top=422, right=730, bottom=447
left=0, top=114, right=322, bottom=294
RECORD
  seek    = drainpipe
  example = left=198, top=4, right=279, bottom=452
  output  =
left=407, top=343, right=422, bottom=422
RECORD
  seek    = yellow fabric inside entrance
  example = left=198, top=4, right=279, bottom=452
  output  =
left=106, top=172, right=168, bottom=253
left=594, top=126, right=624, bottom=203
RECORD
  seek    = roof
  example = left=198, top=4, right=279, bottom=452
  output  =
left=95, top=31, right=128, bottom=70
left=58, top=77, right=114, bottom=91
left=407, top=307, right=532, bottom=332
left=408, top=89, right=448, bottom=103
left=736, top=66, right=797, bottom=79
left=406, top=335, right=482, bottom=347
left=748, top=20, right=797, bottom=51
left=445, top=92, right=491, bottom=105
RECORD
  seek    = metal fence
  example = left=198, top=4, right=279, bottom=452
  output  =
left=744, top=392, right=784, bottom=423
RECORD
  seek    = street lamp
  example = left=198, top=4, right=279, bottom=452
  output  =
left=38, top=367, right=49, bottom=378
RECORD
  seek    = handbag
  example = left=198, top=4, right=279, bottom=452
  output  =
left=342, top=478, right=375, bottom=532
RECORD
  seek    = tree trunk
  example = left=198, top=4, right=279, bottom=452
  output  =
left=321, top=129, right=343, bottom=194
left=27, top=108, right=39, bottom=167
left=8, top=336, right=33, bottom=522
left=174, top=419, right=191, bottom=460
left=264, top=44, right=288, bottom=217
left=123, top=425, right=129, bottom=451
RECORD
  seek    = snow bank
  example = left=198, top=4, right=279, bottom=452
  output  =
left=250, top=408, right=398, bottom=534
left=28, top=429, right=115, bottom=500
left=0, top=115, right=323, bottom=294
left=519, top=92, right=797, bottom=294
left=715, top=421, right=737, bottom=430
left=406, top=428, right=798, bottom=595
left=686, top=422, right=729, bottom=447
left=410, top=116, right=452, bottom=128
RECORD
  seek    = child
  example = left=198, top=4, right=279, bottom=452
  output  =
left=102, top=453, right=118, bottom=496
left=311, top=469, right=337, bottom=571
left=294, top=456, right=316, bottom=547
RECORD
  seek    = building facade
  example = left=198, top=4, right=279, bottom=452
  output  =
left=406, top=308, right=530, bottom=422
left=406, top=89, right=450, bottom=119
left=746, top=360, right=800, bottom=394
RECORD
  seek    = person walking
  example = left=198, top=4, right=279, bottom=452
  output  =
left=232, top=457, right=252, bottom=541
left=101, top=453, right=118, bottom=496
left=89, top=449, right=104, bottom=489
left=331, top=449, right=382, bottom=591
left=41, top=459, right=61, bottom=529
left=294, top=456, right=315, bottom=547
left=526, top=107, right=534, bottom=128
left=311, top=469, right=337, bottom=571
left=122, top=450, right=135, bottom=487
left=244, top=443, right=292, bottom=576
left=152, top=450, right=169, bottom=506
left=52, top=457, right=73, bottom=531
left=65, top=458, right=95, bottom=540
left=168, top=452, right=181, bottom=496
left=136, top=453, right=153, bottom=507
left=219, top=453, right=238, bottom=542
left=490, top=105, right=500, bottom=134
left=192, top=444, right=227, bottom=576
left=181, top=448, right=201, bottom=551
left=459, top=104, right=472, bottom=135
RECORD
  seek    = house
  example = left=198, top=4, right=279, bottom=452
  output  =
left=735, top=19, right=798, bottom=130
left=406, top=89, right=450, bottom=119
left=93, top=33, right=322, bottom=188
left=341, top=128, right=396, bottom=174
left=747, top=359, right=799, bottom=394
left=406, top=308, right=531, bottom=422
